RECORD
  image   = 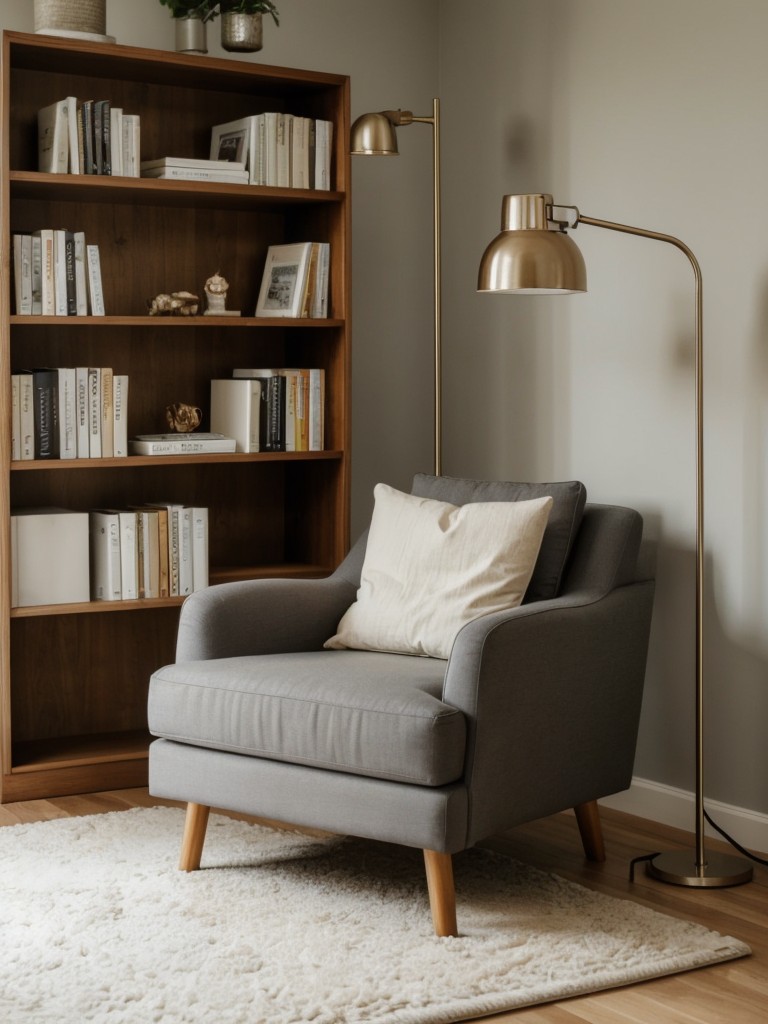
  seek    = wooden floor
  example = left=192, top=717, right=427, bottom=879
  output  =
left=1, top=789, right=766, bottom=1023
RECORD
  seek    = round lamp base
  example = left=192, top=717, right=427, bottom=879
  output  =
left=646, top=850, right=753, bottom=888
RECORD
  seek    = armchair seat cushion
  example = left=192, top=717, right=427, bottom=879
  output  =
left=148, top=650, right=464, bottom=787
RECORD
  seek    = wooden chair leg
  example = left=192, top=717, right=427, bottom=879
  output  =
left=423, top=849, right=458, bottom=938
left=179, top=802, right=211, bottom=871
left=574, top=799, right=606, bottom=862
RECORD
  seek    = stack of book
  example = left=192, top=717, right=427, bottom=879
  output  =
left=13, top=230, right=104, bottom=317
left=11, top=368, right=128, bottom=461
left=89, top=505, right=209, bottom=601
left=129, top=433, right=236, bottom=456
left=139, top=157, right=249, bottom=184
left=210, top=113, right=333, bottom=189
left=210, top=368, right=325, bottom=453
left=38, top=96, right=140, bottom=176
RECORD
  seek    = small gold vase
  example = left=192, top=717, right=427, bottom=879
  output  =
left=175, top=15, right=208, bottom=55
left=221, top=12, right=263, bottom=53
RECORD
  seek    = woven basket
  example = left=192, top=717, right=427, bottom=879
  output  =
left=34, top=0, right=106, bottom=36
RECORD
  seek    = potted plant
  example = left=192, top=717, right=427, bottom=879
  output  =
left=159, top=0, right=219, bottom=53
left=219, top=1, right=280, bottom=52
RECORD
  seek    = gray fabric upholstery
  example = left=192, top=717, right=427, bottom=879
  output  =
left=149, top=650, right=463, bottom=786
left=148, top=486, right=654, bottom=859
left=410, top=474, right=586, bottom=602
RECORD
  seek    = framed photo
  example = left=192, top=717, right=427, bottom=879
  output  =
left=210, top=118, right=251, bottom=167
left=255, top=243, right=313, bottom=318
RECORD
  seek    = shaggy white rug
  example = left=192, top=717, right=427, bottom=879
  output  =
left=0, top=807, right=750, bottom=1024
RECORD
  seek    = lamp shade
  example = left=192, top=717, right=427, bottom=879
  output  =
left=478, top=193, right=587, bottom=294
left=350, top=112, right=399, bottom=155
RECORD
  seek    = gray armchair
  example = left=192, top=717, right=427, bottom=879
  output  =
left=148, top=475, right=655, bottom=937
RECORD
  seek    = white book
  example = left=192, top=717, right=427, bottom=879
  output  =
left=53, top=229, right=68, bottom=316
left=121, top=113, right=141, bottom=177
left=309, top=367, right=325, bottom=451
left=313, top=241, right=330, bottom=317
left=314, top=119, right=333, bottom=191
left=13, top=235, right=33, bottom=315
left=134, top=509, right=158, bottom=599
left=109, top=107, right=123, bottom=176
left=37, top=99, right=69, bottom=173
left=210, top=378, right=262, bottom=452
left=33, top=229, right=55, bottom=315
left=191, top=507, right=209, bottom=592
left=11, top=375, right=20, bottom=460
left=282, top=370, right=298, bottom=452
left=129, top=432, right=236, bottom=455
left=11, top=508, right=90, bottom=607
left=264, top=111, right=279, bottom=186
left=100, top=367, right=114, bottom=458
left=89, top=510, right=122, bottom=601
left=112, top=375, right=129, bottom=457
left=88, top=366, right=102, bottom=457
left=141, top=156, right=246, bottom=171
left=276, top=112, right=292, bottom=187
left=57, top=367, right=77, bottom=460
left=65, top=96, right=80, bottom=174
left=140, top=166, right=249, bottom=183
left=178, top=506, right=193, bottom=596
left=291, top=116, right=310, bottom=189
left=31, top=234, right=42, bottom=315
left=73, top=232, right=88, bottom=315
left=18, top=373, right=34, bottom=460
left=117, top=510, right=138, bottom=600
left=86, top=244, right=105, bottom=315
left=75, top=367, right=90, bottom=457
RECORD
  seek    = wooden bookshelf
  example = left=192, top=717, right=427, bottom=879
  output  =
left=0, top=31, right=351, bottom=801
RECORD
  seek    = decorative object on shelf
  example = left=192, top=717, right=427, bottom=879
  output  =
left=165, top=403, right=203, bottom=433
left=159, top=0, right=218, bottom=54
left=220, top=1, right=279, bottom=52
left=204, top=271, right=240, bottom=316
left=34, top=0, right=114, bottom=43
left=148, top=291, right=199, bottom=316
left=477, top=192, right=753, bottom=891
left=350, top=99, right=442, bottom=475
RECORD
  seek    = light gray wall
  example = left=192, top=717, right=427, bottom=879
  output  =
left=440, top=0, right=768, bottom=817
left=6, top=2, right=765, bottom=820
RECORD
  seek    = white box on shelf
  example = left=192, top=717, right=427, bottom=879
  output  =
left=11, top=509, right=90, bottom=607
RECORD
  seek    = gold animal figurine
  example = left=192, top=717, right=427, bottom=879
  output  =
left=166, top=403, right=202, bottom=433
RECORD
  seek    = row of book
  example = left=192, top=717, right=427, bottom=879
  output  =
left=211, top=113, right=333, bottom=190
left=11, top=368, right=128, bottom=461
left=13, top=231, right=105, bottom=316
left=38, top=96, right=141, bottom=176
left=210, top=369, right=325, bottom=453
left=10, top=505, right=208, bottom=608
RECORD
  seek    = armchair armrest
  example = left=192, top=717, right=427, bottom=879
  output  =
left=175, top=575, right=358, bottom=662
left=443, top=580, right=655, bottom=846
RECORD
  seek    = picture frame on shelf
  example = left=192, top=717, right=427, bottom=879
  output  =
left=255, top=242, right=312, bottom=317
left=210, top=118, right=251, bottom=166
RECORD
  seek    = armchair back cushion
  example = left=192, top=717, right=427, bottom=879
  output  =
left=410, top=475, right=586, bottom=601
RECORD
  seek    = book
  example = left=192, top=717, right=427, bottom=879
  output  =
left=12, top=234, right=32, bottom=315
left=74, top=232, right=88, bottom=315
left=31, top=234, right=42, bottom=315
left=53, top=230, right=68, bottom=316
left=37, top=99, right=69, bottom=173
left=255, top=242, right=313, bottom=318
left=140, top=166, right=249, bottom=184
left=121, top=114, right=141, bottom=176
left=314, top=119, right=333, bottom=190
left=86, top=244, right=105, bottom=315
left=129, top=432, right=237, bottom=455
left=65, top=96, right=80, bottom=174
left=57, top=367, right=77, bottom=460
left=10, top=375, right=20, bottom=460
left=97, top=99, right=111, bottom=175
left=276, top=113, right=292, bottom=188
left=80, top=100, right=96, bottom=174
left=31, top=368, right=59, bottom=459
left=210, top=379, right=262, bottom=452
left=112, top=375, right=129, bottom=458
left=89, top=510, right=122, bottom=600
left=291, top=116, right=311, bottom=189
left=100, top=367, right=114, bottom=458
left=140, top=157, right=247, bottom=172
left=11, top=509, right=90, bottom=607
left=88, top=366, right=102, bottom=457
left=75, top=367, right=90, bottom=457
left=117, top=510, right=138, bottom=600
left=33, top=229, right=55, bottom=315
left=63, top=230, right=77, bottom=315
left=109, top=107, right=123, bottom=176
left=309, top=367, right=325, bottom=451
left=191, top=507, right=209, bottom=591
left=18, top=373, right=34, bottom=460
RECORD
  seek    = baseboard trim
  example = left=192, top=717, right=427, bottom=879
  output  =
left=598, top=777, right=768, bottom=858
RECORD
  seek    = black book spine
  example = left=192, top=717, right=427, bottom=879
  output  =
left=265, top=375, right=286, bottom=451
left=32, top=368, right=59, bottom=459
left=64, top=231, right=77, bottom=315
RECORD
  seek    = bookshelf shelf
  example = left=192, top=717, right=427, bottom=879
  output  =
left=0, top=31, right=351, bottom=801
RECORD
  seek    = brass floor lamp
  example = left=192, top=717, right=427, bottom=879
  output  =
left=478, top=193, right=752, bottom=888
left=350, top=99, right=442, bottom=476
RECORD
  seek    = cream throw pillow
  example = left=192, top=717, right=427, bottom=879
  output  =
left=325, top=483, right=553, bottom=659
